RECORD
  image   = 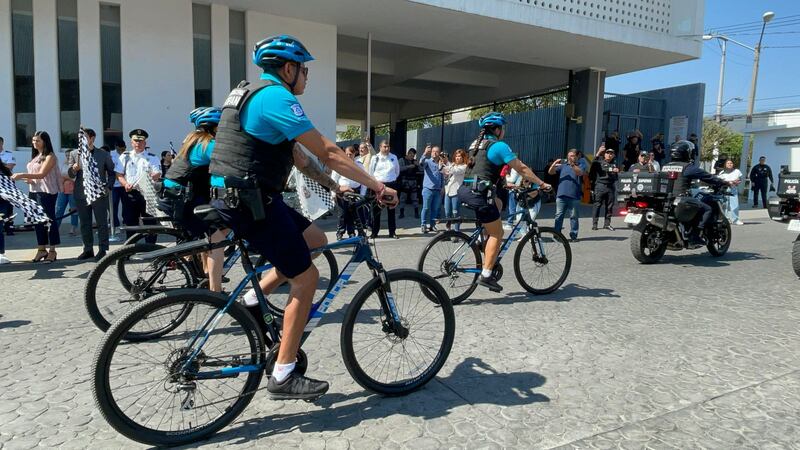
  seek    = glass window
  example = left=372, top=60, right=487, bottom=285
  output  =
left=11, top=0, right=35, bottom=147
left=100, top=4, right=122, bottom=146
left=229, top=10, right=246, bottom=89
left=192, top=4, right=212, bottom=107
left=57, top=0, right=80, bottom=148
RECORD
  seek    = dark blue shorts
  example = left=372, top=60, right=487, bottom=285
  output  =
left=214, top=195, right=312, bottom=279
left=457, top=185, right=501, bottom=224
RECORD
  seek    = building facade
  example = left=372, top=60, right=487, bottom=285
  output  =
left=726, top=109, right=800, bottom=173
left=1, top=0, right=703, bottom=159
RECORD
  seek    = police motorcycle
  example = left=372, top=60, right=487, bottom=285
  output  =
left=618, top=146, right=733, bottom=264
left=768, top=166, right=800, bottom=222
left=789, top=219, right=800, bottom=278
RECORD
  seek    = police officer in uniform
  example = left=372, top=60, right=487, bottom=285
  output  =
left=114, top=129, right=161, bottom=243
left=590, top=147, right=619, bottom=230
left=0, top=136, right=16, bottom=235
left=208, top=35, right=398, bottom=399
left=661, top=140, right=730, bottom=246
left=748, top=156, right=774, bottom=208
left=457, top=112, right=551, bottom=292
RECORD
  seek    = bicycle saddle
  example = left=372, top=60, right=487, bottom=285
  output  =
left=194, top=204, right=226, bottom=227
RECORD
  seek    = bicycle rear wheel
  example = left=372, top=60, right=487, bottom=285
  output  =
left=417, top=231, right=481, bottom=305
left=341, top=269, right=455, bottom=395
left=85, top=243, right=196, bottom=332
left=513, top=226, right=571, bottom=295
left=93, top=290, right=265, bottom=447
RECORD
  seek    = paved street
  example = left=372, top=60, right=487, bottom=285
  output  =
left=1, top=205, right=798, bottom=449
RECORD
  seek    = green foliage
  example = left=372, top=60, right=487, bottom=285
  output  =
left=469, top=91, right=567, bottom=119
left=336, top=125, right=361, bottom=142
left=701, top=119, right=744, bottom=165
left=407, top=114, right=452, bottom=131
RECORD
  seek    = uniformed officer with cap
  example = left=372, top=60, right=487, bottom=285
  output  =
left=114, top=129, right=161, bottom=243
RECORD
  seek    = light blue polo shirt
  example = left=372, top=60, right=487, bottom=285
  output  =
left=164, top=140, right=215, bottom=189
left=211, top=72, right=315, bottom=187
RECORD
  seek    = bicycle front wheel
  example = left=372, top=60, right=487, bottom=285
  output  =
left=417, top=231, right=481, bottom=305
left=85, top=243, right=195, bottom=332
left=93, top=290, right=265, bottom=447
left=341, top=269, right=455, bottom=396
left=513, top=226, right=571, bottom=295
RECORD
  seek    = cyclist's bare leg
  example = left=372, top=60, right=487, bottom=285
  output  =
left=256, top=224, right=327, bottom=295
left=483, top=219, right=503, bottom=271
left=206, top=229, right=227, bottom=292
left=276, top=264, right=319, bottom=364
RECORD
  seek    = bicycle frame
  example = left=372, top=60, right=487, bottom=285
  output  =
left=180, top=235, right=403, bottom=376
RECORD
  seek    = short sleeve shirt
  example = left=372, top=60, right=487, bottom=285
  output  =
left=485, top=137, right=517, bottom=166
left=0, top=150, right=16, bottom=166
left=556, top=164, right=582, bottom=200
left=164, top=140, right=216, bottom=188
left=115, top=151, right=160, bottom=184
left=211, top=73, right=315, bottom=188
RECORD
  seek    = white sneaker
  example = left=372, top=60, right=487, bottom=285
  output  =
left=502, top=223, right=513, bottom=231
left=0, top=254, right=10, bottom=264
left=241, top=289, right=259, bottom=306
left=735, top=220, right=744, bottom=226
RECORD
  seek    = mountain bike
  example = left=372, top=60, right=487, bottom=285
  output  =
left=418, top=186, right=571, bottom=303
left=92, top=194, right=455, bottom=446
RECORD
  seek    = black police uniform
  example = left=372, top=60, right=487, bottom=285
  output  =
left=662, top=161, right=725, bottom=230
left=749, top=163, right=774, bottom=208
left=591, top=159, right=618, bottom=228
left=397, top=157, right=420, bottom=218
left=457, top=139, right=503, bottom=223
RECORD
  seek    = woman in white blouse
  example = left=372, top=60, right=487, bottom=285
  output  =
left=717, top=159, right=743, bottom=225
left=367, top=140, right=400, bottom=238
left=443, top=149, right=467, bottom=231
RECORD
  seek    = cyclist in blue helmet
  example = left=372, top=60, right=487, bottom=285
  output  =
left=458, top=111, right=551, bottom=292
left=209, top=34, right=398, bottom=399
left=161, top=106, right=226, bottom=292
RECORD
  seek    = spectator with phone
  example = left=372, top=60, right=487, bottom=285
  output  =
left=590, top=146, right=619, bottom=231
left=548, top=149, right=584, bottom=242
left=419, top=144, right=445, bottom=234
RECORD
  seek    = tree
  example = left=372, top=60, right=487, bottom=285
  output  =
left=701, top=119, right=744, bottom=165
left=336, top=125, right=361, bottom=142
left=469, top=91, right=567, bottom=119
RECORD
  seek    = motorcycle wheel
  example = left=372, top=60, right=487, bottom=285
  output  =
left=707, top=219, right=732, bottom=257
left=792, top=236, right=800, bottom=279
left=630, top=223, right=667, bottom=264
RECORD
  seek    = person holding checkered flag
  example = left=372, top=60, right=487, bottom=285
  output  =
left=70, top=128, right=116, bottom=261
left=114, top=129, right=162, bottom=243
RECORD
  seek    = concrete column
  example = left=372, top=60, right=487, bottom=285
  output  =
left=0, top=0, right=15, bottom=150
left=33, top=0, right=60, bottom=150
left=77, top=0, right=103, bottom=145
left=568, top=68, right=606, bottom=155
left=210, top=3, right=230, bottom=106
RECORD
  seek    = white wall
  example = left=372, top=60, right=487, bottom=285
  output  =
left=245, top=11, right=337, bottom=139
left=77, top=0, right=103, bottom=145
left=752, top=129, right=800, bottom=174
left=117, top=0, right=195, bottom=154
left=33, top=0, right=60, bottom=150
left=0, top=0, right=15, bottom=150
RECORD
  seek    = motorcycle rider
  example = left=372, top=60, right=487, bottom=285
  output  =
left=661, top=140, right=730, bottom=246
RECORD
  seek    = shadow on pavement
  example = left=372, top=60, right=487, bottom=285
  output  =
left=0, top=258, right=91, bottom=279
left=204, top=357, right=549, bottom=445
left=462, top=283, right=619, bottom=306
left=0, top=319, right=32, bottom=330
left=574, top=236, right=629, bottom=242
left=666, top=251, right=771, bottom=268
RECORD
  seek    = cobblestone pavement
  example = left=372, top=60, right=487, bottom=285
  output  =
left=1, top=207, right=798, bottom=449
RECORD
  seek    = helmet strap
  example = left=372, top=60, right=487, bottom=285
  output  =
left=287, top=62, right=301, bottom=93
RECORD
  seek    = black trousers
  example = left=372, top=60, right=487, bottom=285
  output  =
left=697, top=194, right=715, bottom=229
left=592, top=184, right=615, bottom=226
left=336, top=196, right=356, bottom=236
left=121, top=190, right=157, bottom=244
left=76, top=194, right=110, bottom=252
left=30, top=192, right=60, bottom=246
left=752, top=181, right=768, bottom=208
left=370, top=182, right=397, bottom=236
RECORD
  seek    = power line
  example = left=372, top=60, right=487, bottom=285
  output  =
left=707, top=14, right=800, bottom=33
left=763, top=45, right=800, bottom=49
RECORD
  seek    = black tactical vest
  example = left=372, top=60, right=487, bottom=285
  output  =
left=164, top=148, right=211, bottom=198
left=661, top=161, right=691, bottom=195
left=209, top=79, right=295, bottom=194
left=465, top=139, right=502, bottom=184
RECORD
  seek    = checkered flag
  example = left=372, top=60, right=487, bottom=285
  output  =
left=0, top=174, right=49, bottom=224
left=292, top=168, right=335, bottom=220
left=133, top=174, right=169, bottom=220
left=77, top=128, right=105, bottom=205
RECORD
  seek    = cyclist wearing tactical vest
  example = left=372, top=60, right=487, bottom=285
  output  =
left=457, top=112, right=551, bottom=292
left=162, top=107, right=226, bottom=292
left=208, top=35, right=398, bottom=400
left=661, top=140, right=730, bottom=246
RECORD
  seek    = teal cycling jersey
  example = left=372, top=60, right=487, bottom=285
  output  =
left=164, top=140, right=215, bottom=189
left=211, top=73, right=315, bottom=188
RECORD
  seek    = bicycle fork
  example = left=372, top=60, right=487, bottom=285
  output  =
left=370, top=262, right=407, bottom=339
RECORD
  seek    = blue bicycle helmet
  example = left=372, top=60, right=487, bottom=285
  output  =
left=478, top=111, right=507, bottom=128
left=252, top=34, right=314, bottom=68
left=188, top=107, right=222, bottom=128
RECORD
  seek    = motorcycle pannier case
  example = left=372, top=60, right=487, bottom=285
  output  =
left=673, top=197, right=702, bottom=223
left=777, top=172, right=800, bottom=199
left=616, top=172, right=668, bottom=196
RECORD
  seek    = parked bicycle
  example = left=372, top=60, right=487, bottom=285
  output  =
left=92, top=193, right=455, bottom=446
left=418, top=186, right=571, bottom=303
